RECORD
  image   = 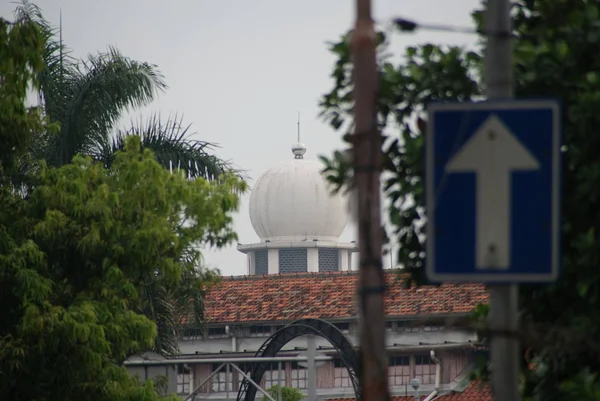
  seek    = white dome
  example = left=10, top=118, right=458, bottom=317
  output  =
left=249, top=146, right=348, bottom=242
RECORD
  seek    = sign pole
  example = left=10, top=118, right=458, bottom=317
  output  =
left=484, top=0, right=521, bottom=399
left=351, top=0, right=389, bottom=401
left=307, top=334, right=317, bottom=401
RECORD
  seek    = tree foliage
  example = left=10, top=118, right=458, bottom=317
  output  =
left=262, top=385, right=304, bottom=401
left=1, top=135, right=245, bottom=399
left=0, top=15, right=48, bottom=176
left=319, top=0, right=600, bottom=400
left=0, top=16, right=246, bottom=401
left=9, top=0, right=247, bottom=356
left=12, top=0, right=240, bottom=181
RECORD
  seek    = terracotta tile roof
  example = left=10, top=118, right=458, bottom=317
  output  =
left=326, top=380, right=491, bottom=401
left=203, top=270, right=487, bottom=323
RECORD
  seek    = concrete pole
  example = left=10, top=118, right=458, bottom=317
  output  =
left=350, top=0, right=389, bottom=401
left=226, top=363, right=230, bottom=400
left=278, top=362, right=282, bottom=401
left=484, top=0, right=521, bottom=400
left=307, top=334, right=317, bottom=401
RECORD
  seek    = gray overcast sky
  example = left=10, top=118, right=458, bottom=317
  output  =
left=1, top=0, right=479, bottom=276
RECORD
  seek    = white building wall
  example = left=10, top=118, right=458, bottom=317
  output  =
left=307, top=248, right=319, bottom=272
left=248, top=252, right=255, bottom=275
left=267, top=249, right=279, bottom=274
left=339, top=250, right=349, bottom=271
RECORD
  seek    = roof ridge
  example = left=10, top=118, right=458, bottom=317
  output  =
left=218, top=269, right=413, bottom=281
left=219, top=271, right=359, bottom=281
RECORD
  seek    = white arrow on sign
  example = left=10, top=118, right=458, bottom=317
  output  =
left=445, top=114, right=540, bottom=269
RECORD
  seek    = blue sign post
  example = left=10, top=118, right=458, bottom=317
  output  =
left=425, top=100, right=561, bottom=283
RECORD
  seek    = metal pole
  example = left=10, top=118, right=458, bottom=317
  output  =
left=226, top=362, right=230, bottom=400
left=484, top=0, right=520, bottom=399
left=124, top=356, right=333, bottom=366
left=350, top=0, right=388, bottom=401
left=307, top=334, right=317, bottom=401
left=277, top=362, right=283, bottom=401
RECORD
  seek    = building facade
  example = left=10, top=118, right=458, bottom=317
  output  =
left=126, top=143, right=492, bottom=401
left=170, top=272, right=489, bottom=400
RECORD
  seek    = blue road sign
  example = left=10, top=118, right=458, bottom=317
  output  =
left=425, top=100, right=561, bottom=283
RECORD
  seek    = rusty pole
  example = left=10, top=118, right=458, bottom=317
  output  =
left=350, top=0, right=389, bottom=401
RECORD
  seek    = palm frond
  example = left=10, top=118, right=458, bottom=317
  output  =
left=12, top=0, right=73, bottom=112
left=47, top=46, right=167, bottom=166
left=140, top=282, right=180, bottom=356
left=102, top=113, right=244, bottom=181
left=12, top=0, right=76, bottom=166
left=139, top=258, right=219, bottom=356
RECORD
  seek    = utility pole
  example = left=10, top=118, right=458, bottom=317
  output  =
left=350, top=0, right=389, bottom=401
left=484, top=0, right=521, bottom=400
left=307, top=335, right=317, bottom=401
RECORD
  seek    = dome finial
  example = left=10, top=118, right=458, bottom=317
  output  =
left=292, top=142, right=306, bottom=159
left=292, top=111, right=306, bottom=159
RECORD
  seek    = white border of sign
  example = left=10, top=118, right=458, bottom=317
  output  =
left=425, top=100, right=561, bottom=283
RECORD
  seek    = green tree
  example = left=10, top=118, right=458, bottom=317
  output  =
left=319, top=0, right=600, bottom=400
left=12, top=0, right=237, bottom=181
left=0, top=17, right=246, bottom=400
left=262, top=385, right=304, bottom=401
left=10, top=0, right=246, bottom=356
left=0, top=13, right=48, bottom=177
left=1, top=140, right=245, bottom=399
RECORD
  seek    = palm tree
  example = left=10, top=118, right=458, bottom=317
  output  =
left=13, top=0, right=237, bottom=181
left=141, top=261, right=220, bottom=356
left=12, top=1, right=237, bottom=355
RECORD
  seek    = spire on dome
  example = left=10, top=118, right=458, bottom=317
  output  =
left=292, top=112, right=306, bottom=159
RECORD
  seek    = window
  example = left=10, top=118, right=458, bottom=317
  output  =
left=386, top=321, right=394, bottom=332
left=208, top=326, right=227, bottom=338
left=236, top=363, right=258, bottom=390
left=255, top=250, right=268, bottom=275
left=423, top=325, right=444, bottom=332
left=318, top=249, right=339, bottom=272
left=278, top=248, right=308, bottom=273
left=414, top=354, right=436, bottom=385
left=177, top=365, right=192, bottom=395
left=249, top=325, right=272, bottom=337
left=333, top=359, right=352, bottom=388
left=334, top=322, right=351, bottom=333
left=389, top=356, right=410, bottom=386
left=262, top=362, right=286, bottom=390
left=390, top=356, right=410, bottom=366
left=180, top=327, right=202, bottom=341
left=397, top=320, right=420, bottom=333
left=290, top=362, right=307, bottom=389
left=210, top=363, right=232, bottom=392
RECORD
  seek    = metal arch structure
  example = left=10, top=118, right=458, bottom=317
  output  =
left=236, top=318, right=360, bottom=401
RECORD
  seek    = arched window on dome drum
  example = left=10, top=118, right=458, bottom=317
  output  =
left=278, top=248, right=307, bottom=273
left=255, top=250, right=268, bottom=275
left=318, top=249, right=339, bottom=272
